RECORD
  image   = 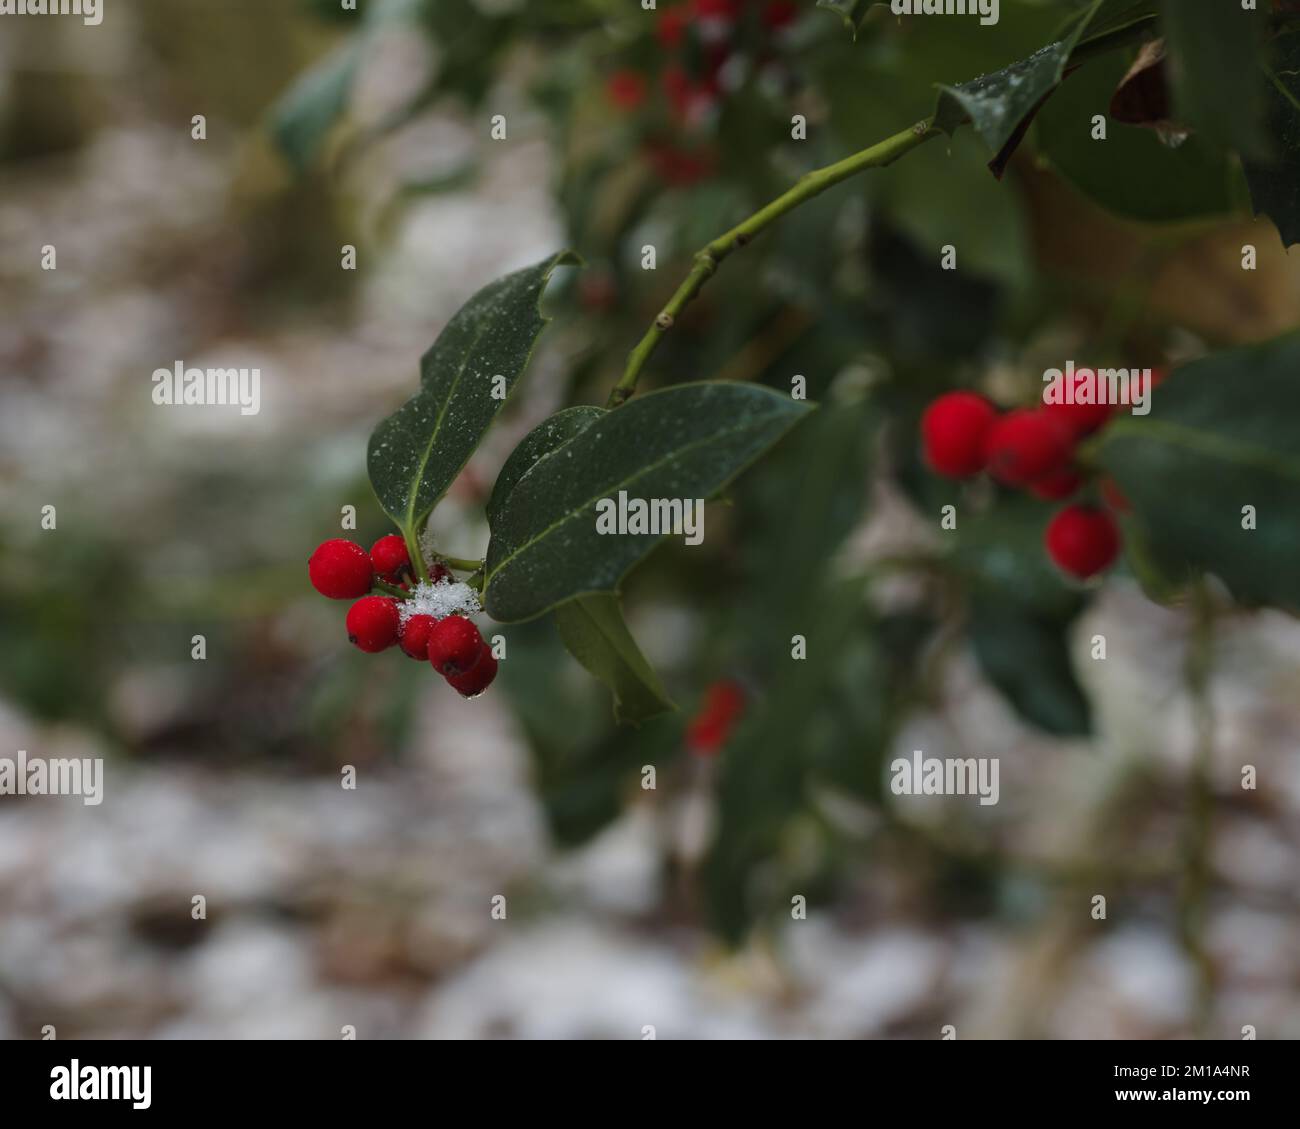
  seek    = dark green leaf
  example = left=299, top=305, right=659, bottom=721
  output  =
left=484, top=384, right=812, bottom=623
left=367, top=251, right=578, bottom=537
left=932, top=0, right=1155, bottom=168
left=1163, top=0, right=1270, bottom=159
left=1034, top=50, right=1242, bottom=223
left=486, top=406, right=606, bottom=529
left=934, top=35, right=1088, bottom=158
left=952, top=497, right=1091, bottom=734
left=1244, top=28, right=1300, bottom=246
left=1094, top=334, right=1300, bottom=611
left=497, top=619, right=683, bottom=847
left=553, top=594, right=675, bottom=725
left=968, top=599, right=1092, bottom=737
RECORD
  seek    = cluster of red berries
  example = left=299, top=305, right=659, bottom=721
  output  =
left=686, top=679, right=746, bottom=756
left=307, top=536, right=497, bottom=698
left=920, top=372, right=1166, bottom=580
left=605, top=0, right=800, bottom=185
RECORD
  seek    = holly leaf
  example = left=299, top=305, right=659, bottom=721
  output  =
left=554, top=594, right=675, bottom=725
left=952, top=498, right=1091, bottom=735
left=486, top=405, right=606, bottom=529
left=1034, top=48, right=1242, bottom=224
left=367, top=251, right=578, bottom=541
left=1162, top=0, right=1270, bottom=160
left=968, top=599, right=1091, bottom=737
left=933, top=0, right=1157, bottom=173
left=1094, top=334, right=1300, bottom=611
left=487, top=404, right=674, bottom=722
left=484, top=384, right=812, bottom=623
left=1244, top=28, right=1300, bottom=246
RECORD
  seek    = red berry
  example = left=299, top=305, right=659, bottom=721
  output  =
left=920, top=391, right=999, bottom=478
left=686, top=679, right=746, bottom=756
left=398, top=614, right=439, bottom=661
left=1045, top=505, right=1121, bottom=580
left=346, top=596, right=400, bottom=653
left=428, top=561, right=453, bottom=585
left=370, top=534, right=410, bottom=583
left=605, top=69, right=647, bottom=111
left=309, top=539, right=374, bottom=599
left=1028, top=466, right=1083, bottom=501
left=1042, top=371, right=1115, bottom=437
left=983, top=409, right=1075, bottom=486
left=1043, top=399, right=1114, bottom=438
left=447, top=643, right=498, bottom=698
left=656, top=6, right=688, bottom=47
left=427, top=615, right=484, bottom=677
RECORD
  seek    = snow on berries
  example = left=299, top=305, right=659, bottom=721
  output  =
left=308, top=537, right=495, bottom=698
left=309, top=539, right=374, bottom=599
left=918, top=365, right=1174, bottom=582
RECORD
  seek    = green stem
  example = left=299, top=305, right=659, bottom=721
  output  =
left=437, top=555, right=485, bottom=573
left=402, top=526, right=430, bottom=584
left=606, top=118, right=941, bottom=408
left=604, top=14, right=1160, bottom=410
left=373, top=579, right=410, bottom=599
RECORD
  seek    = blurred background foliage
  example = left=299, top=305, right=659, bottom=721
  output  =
left=3, top=0, right=1300, bottom=998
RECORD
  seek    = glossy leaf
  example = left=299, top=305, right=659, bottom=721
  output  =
left=487, top=405, right=606, bottom=528
left=484, top=383, right=812, bottom=622
left=367, top=251, right=578, bottom=537
left=933, top=0, right=1156, bottom=171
